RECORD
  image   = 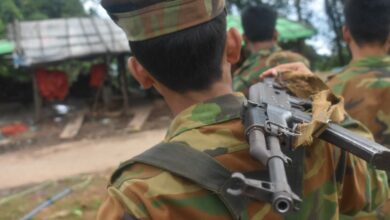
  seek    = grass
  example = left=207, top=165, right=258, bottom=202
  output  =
left=0, top=172, right=111, bottom=220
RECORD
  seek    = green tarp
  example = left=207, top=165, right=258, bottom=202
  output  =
left=227, top=15, right=316, bottom=42
left=0, top=40, right=14, bottom=55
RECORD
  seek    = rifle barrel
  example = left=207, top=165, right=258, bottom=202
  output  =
left=293, top=111, right=390, bottom=171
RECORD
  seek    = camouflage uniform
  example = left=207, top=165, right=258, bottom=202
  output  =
left=233, top=46, right=309, bottom=96
left=99, top=0, right=389, bottom=219
left=328, top=57, right=390, bottom=216
left=97, top=93, right=388, bottom=219
left=327, top=56, right=390, bottom=147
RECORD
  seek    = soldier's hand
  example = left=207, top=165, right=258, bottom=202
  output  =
left=260, top=62, right=313, bottom=81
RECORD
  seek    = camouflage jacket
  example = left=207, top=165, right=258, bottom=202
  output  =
left=233, top=45, right=309, bottom=96
left=97, top=93, right=388, bottom=220
left=327, top=56, right=390, bottom=147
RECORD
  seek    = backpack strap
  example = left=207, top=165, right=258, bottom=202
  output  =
left=112, top=142, right=305, bottom=219
left=112, top=142, right=248, bottom=220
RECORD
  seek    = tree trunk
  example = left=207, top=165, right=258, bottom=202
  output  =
left=295, top=0, right=303, bottom=21
left=325, top=0, right=346, bottom=65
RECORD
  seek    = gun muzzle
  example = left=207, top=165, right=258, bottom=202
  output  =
left=273, top=192, right=293, bottom=214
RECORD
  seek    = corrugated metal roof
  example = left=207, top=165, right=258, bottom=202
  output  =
left=8, top=17, right=130, bottom=66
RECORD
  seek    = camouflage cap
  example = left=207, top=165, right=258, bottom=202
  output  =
left=102, top=0, right=226, bottom=41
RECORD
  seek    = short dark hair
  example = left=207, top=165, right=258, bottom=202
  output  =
left=242, top=4, right=277, bottom=42
left=129, top=13, right=227, bottom=93
left=344, top=0, right=390, bottom=46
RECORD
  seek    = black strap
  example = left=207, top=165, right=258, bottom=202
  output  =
left=112, top=142, right=305, bottom=219
left=284, top=147, right=305, bottom=199
left=112, top=142, right=248, bottom=220
left=123, top=213, right=139, bottom=220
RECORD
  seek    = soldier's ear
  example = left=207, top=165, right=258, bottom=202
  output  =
left=128, top=56, right=154, bottom=90
left=226, top=28, right=242, bottom=64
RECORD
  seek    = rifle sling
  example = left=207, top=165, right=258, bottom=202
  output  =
left=112, top=142, right=305, bottom=219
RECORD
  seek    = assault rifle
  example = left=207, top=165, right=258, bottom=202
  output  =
left=227, top=78, right=390, bottom=215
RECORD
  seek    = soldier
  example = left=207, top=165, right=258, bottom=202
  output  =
left=327, top=0, right=390, bottom=209
left=98, top=0, right=388, bottom=219
left=233, top=4, right=309, bottom=96
left=327, top=0, right=390, bottom=147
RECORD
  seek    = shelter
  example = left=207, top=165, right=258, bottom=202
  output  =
left=8, top=17, right=131, bottom=121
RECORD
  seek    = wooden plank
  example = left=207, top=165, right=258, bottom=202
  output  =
left=126, top=105, right=153, bottom=132
left=0, top=139, right=11, bottom=148
left=60, top=113, right=85, bottom=139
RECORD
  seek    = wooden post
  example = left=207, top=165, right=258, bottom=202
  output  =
left=32, top=69, right=42, bottom=123
left=92, top=56, right=109, bottom=113
left=118, top=54, right=129, bottom=116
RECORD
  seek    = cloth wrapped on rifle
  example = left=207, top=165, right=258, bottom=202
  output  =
left=276, top=71, right=345, bottom=147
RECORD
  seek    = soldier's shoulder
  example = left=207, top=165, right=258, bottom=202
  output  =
left=340, top=114, right=374, bottom=140
left=324, top=66, right=348, bottom=82
left=107, top=161, right=211, bottom=219
left=110, top=160, right=205, bottom=197
left=266, top=50, right=310, bottom=68
left=111, top=162, right=164, bottom=189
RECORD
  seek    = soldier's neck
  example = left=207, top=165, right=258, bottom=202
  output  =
left=350, top=41, right=390, bottom=61
left=248, top=40, right=276, bottom=54
left=162, top=81, right=233, bottom=116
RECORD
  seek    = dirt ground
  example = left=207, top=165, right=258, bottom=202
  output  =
left=0, top=97, right=171, bottom=154
left=0, top=128, right=166, bottom=189
left=0, top=97, right=172, bottom=219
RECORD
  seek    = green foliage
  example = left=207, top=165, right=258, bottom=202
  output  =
left=0, top=58, right=31, bottom=81
left=0, top=20, right=5, bottom=38
left=27, top=0, right=86, bottom=19
left=0, top=0, right=87, bottom=82
left=0, top=0, right=86, bottom=38
left=0, top=0, right=23, bottom=22
left=0, top=0, right=22, bottom=36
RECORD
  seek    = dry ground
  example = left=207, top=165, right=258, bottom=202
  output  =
left=0, top=98, right=171, bottom=220
left=0, top=128, right=167, bottom=220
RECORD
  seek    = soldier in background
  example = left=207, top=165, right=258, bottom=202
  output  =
left=97, top=0, right=388, bottom=219
left=327, top=0, right=390, bottom=148
left=327, top=4, right=390, bottom=213
left=233, top=4, right=309, bottom=96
